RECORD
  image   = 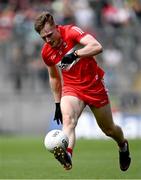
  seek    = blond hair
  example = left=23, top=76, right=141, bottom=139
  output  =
left=34, top=11, right=55, bottom=34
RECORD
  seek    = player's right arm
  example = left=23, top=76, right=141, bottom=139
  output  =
left=47, top=65, right=62, bottom=125
left=47, top=65, right=62, bottom=103
left=41, top=44, right=62, bottom=124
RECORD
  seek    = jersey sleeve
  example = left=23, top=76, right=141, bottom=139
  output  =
left=68, top=26, right=88, bottom=43
left=41, top=46, right=55, bottom=67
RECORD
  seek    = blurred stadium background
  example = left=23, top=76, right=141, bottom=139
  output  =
left=0, top=0, right=141, bottom=137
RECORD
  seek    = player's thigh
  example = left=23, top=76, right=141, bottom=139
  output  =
left=90, top=103, right=115, bottom=130
left=61, top=95, right=85, bottom=121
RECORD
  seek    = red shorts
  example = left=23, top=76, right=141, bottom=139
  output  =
left=62, top=79, right=109, bottom=108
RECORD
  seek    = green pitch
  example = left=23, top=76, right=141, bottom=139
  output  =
left=0, top=136, right=140, bottom=179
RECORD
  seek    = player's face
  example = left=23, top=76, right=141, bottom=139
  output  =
left=40, top=23, right=62, bottom=48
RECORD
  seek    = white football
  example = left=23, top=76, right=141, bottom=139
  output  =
left=44, top=129, right=69, bottom=153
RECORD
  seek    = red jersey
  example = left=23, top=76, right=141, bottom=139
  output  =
left=42, top=25, right=109, bottom=107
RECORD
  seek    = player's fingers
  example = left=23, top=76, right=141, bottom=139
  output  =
left=53, top=118, right=59, bottom=125
left=57, top=119, right=60, bottom=125
left=60, top=117, right=63, bottom=124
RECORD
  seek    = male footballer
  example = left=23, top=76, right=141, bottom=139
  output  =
left=34, top=11, right=131, bottom=171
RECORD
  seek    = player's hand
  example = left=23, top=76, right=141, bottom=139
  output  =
left=59, top=51, right=78, bottom=69
left=54, top=103, right=62, bottom=125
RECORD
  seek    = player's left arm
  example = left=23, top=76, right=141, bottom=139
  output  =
left=60, top=27, right=103, bottom=69
left=75, top=34, right=103, bottom=57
